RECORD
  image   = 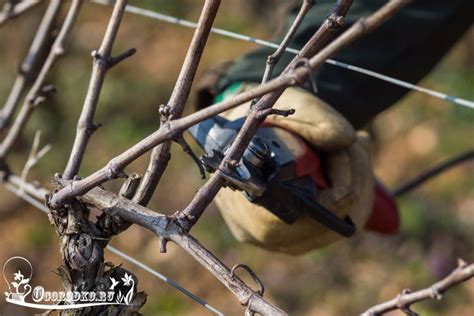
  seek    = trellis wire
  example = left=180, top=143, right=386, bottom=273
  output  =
left=2, top=182, right=224, bottom=316
left=91, top=0, right=474, bottom=110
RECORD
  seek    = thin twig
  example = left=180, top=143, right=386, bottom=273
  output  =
left=62, top=0, right=132, bottom=180
left=0, top=0, right=62, bottom=130
left=132, top=0, right=221, bottom=206
left=261, top=0, right=314, bottom=84
left=361, top=259, right=474, bottom=316
left=18, top=130, right=51, bottom=194
left=0, top=0, right=40, bottom=25
left=174, top=135, right=206, bottom=179
left=0, top=0, right=83, bottom=158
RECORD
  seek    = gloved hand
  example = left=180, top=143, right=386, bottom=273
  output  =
left=212, top=84, right=375, bottom=255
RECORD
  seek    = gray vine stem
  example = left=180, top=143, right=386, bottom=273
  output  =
left=0, top=0, right=62, bottom=131
left=56, top=2, right=148, bottom=314
left=82, top=186, right=286, bottom=316
left=361, top=259, right=474, bottom=316
left=132, top=0, right=221, bottom=206
left=62, top=0, right=131, bottom=180
left=0, top=0, right=83, bottom=158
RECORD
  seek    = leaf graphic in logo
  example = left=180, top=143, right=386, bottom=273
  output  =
left=116, top=290, right=124, bottom=303
left=11, top=282, right=19, bottom=289
left=124, top=285, right=134, bottom=305
left=121, top=273, right=133, bottom=286
left=13, top=271, right=23, bottom=281
left=119, top=273, right=134, bottom=305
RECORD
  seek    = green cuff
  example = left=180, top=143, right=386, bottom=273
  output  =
left=214, top=82, right=243, bottom=103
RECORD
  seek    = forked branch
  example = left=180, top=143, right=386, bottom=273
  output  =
left=177, top=0, right=411, bottom=230
left=133, top=0, right=221, bottom=206
left=79, top=185, right=286, bottom=315
left=62, top=0, right=131, bottom=180
left=361, top=259, right=474, bottom=316
left=46, top=0, right=340, bottom=207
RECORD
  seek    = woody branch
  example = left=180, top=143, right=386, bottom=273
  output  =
left=62, top=0, right=134, bottom=180
left=361, top=259, right=474, bottom=316
left=1, top=0, right=148, bottom=314
left=50, top=1, right=150, bottom=315
left=133, top=0, right=221, bottom=206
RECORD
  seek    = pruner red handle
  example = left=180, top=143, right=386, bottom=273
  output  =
left=365, top=182, right=400, bottom=234
left=292, top=134, right=400, bottom=235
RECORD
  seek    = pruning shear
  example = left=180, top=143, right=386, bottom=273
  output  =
left=189, top=115, right=356, bottom=238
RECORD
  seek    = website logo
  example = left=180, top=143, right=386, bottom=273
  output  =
left=3, top=256, right=134, bottom=310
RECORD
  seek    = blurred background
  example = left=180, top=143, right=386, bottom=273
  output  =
left=0, top=1, right=473, bottom=315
